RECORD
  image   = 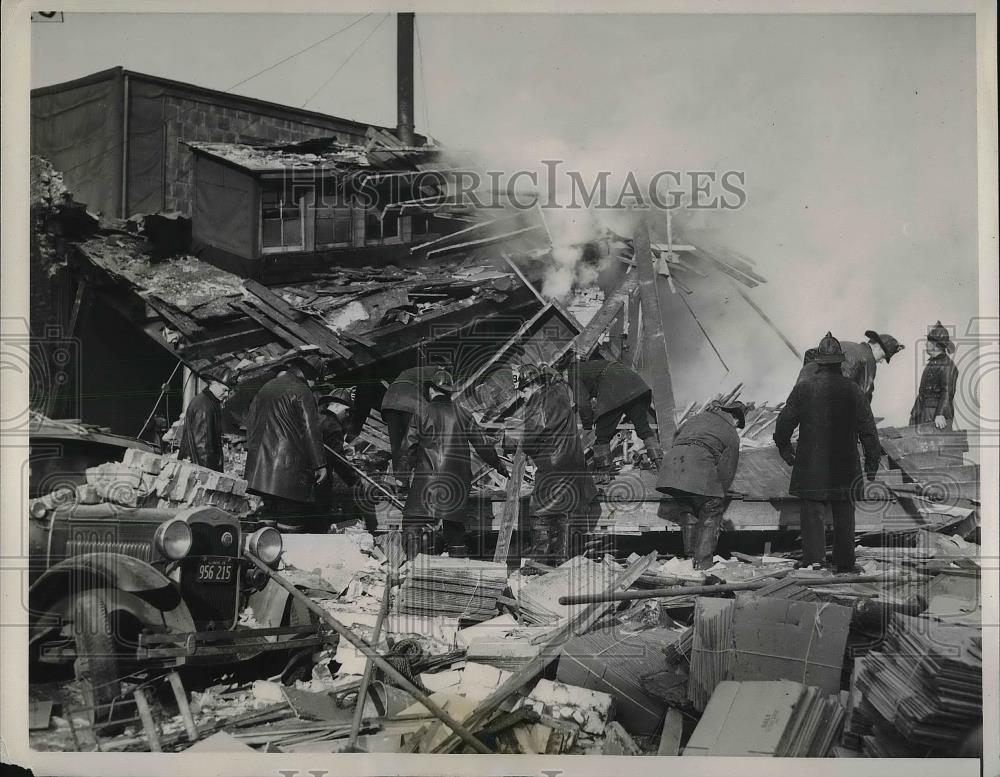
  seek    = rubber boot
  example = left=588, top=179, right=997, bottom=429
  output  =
left=691, top=511, right=722, bottom=571
left=528, top=523, right=552, bottom=565
left=592, top=442, right=612, bottom=485
left=641, top=434, right=663, bottom=469
left=548, top=515, right=570, bottom=565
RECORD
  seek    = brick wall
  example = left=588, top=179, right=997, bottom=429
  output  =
left=161, top=95, right=367, bottom=215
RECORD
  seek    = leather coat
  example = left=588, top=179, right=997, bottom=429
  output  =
left=909, top=353, right=958, bottom=426
left=245, top=372, right=325, bottom=502
left=522, top=378, right=598, bottom=517
left=656, top=406, right=740, bottom=498
left=567, top=358, right=652, bottom=427
left=400, top=395, right=502, bottom=524
left=774, top=367, right=881, bottom=501
left=179, top=389, right=223, bottom=472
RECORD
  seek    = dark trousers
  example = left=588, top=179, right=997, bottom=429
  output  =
left=383, top=409, right=412, bottom=466
left=595, top=391, right=655, bottom=445
left=663, top=493, right=726, bottom=570
left=261, top=496, right=329, bottom=534
left=800, top=499, right=856, bottom=569
left=529, top=502, right=600, bottom=566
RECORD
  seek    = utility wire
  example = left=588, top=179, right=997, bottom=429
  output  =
left=227, top=14, right=373, bottom=91
left=302, top=13, right=390, bottom=109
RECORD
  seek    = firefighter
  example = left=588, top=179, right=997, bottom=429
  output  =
left=244, top=355, right=327, bottom=533
left=317, top=387, right=375, bottom=533
left=566, top=353, right=662, bottom=479
left=797, top=330, right=904, bottom=404
left=397, top=369, right=508, bottom=559
left=381, top=363, right=446, bottom=466
left=519, top=364, right=599, bottom=565
left=909, top=321, right=959, bottom=430
left=774, top=332, right=881, bottom=572
left=655, top=400, right=746, bottom=570
left=178, top=369, right=235, bottom=472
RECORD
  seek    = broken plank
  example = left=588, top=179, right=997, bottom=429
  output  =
left=141, top=292, right=203, bottom=338
left=574, top=272, right=639, bottom=359
left=656, top=708, right=684, bottom=755
left=493, top=446, right=527, bottom=564
left=233, top=300, right=312, bottom=351
left=244, top=280, right=352, bottom=359
left=426, top=224, right=545, bottom=260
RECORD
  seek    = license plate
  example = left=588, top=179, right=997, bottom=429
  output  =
left=195, top=558, right=234, bottom=584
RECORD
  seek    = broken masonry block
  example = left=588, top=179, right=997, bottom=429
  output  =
left=75, top=484, right=101, bottom=505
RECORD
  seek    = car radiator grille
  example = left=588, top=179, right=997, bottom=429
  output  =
left=66, top=539, right=153, bottom=561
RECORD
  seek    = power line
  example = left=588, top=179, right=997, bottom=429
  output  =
left=227, top=14, right=373, bottom=91
left=302, top=13, right=390, bottom=109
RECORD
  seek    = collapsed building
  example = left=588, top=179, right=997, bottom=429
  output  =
left=26, top=60, right=982, bottom=758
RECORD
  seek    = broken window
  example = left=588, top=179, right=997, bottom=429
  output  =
left=364, top=208, right=400, bottom=243
left=261, top=187, right=304, bottom=253
left=411, top=213, right=431, bottom=236
left=313, top=205, right=353, bottom=247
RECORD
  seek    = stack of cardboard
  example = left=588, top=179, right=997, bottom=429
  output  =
left=396, top=555, right=507, bottom=622
left=687, top=593, right=853, bottom=710
left=683, top=680, right=844, bottom=757
left=517, top=557, right=619, bottom=626
left=687, top=597, right=736, bottom=710
left=856, top=614, right=982, bottom=751
left=81, top=449, right=250, bottom=514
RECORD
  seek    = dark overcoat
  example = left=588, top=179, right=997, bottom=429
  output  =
left=567, top=358, right=652, bottom=427
left=244, top=372, right=325, bottom=502
left=909, top=353, right=958, bottom=426
left=400, top=396, right=502, bottom=524
left=655, top=407, right=740, bottom=498
left=774, top=367, right=881, bottom=501
left=381, top=366, right=440, bottom=414
left=522, top=379, right=598, bottom=517
left=179, top=389, right=223, bottom=472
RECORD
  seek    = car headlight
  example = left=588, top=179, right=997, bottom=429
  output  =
left=154, top=518, right=193, bottom=560
left=29, top=500, right=49, bottom=520
left=247, top=527, right=282, bottom=565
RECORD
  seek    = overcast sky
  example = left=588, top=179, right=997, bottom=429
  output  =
left=32, top=13, right=980, bottom=427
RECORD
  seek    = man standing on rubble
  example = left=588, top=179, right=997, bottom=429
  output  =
left=796, top=329, right=904, bottom=404
left=244, top=355, right=328, bottom=533
left=316, top=387, right=376, bottom=533
left=518, top=364, right=599, bottom=565
left=566, top=352, right=663, bottom=480
left=655, top=400, right=746, bottom=570
left=397, top=369, right=508, bottom=558
left=382, top=362, right=448, bottom=467
left=178, top=369, right=235, bottom=472
left=774, top=332, right=881, bottom=573
left=909, top=321, right=959, bottom=430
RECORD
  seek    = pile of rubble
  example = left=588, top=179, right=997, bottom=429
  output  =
left=28, top=505, right=981, bottom=756
left=77, top=448, right=251, bottom=514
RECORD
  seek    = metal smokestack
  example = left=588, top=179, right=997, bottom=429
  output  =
left=396, top=12, right=415, bottom=146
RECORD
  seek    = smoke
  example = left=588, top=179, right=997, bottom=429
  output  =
left=424, top=14, right=978, bottom=427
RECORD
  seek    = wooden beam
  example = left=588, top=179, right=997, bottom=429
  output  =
left=232, top=300, right=311, bottom=351
left=634, top=215, right=677, bottom=441
left=425, top=224, right=545, bottom=260
left=493, top=446, right=527, bottom=564
left=732, top=283, right=802, bottom=361
left=573, top=272, right=639, bottom=359
left=244, top=280, right=353, bottom=359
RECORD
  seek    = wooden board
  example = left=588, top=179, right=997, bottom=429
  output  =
left=493, top=446, right=527, bottom=564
